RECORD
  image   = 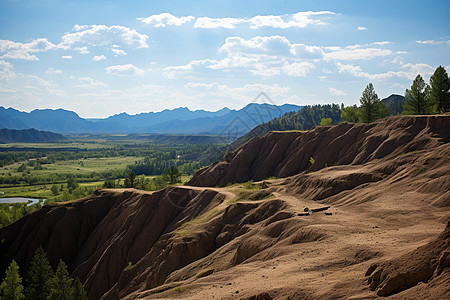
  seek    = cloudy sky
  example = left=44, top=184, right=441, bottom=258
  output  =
left=1, top=0, right=449, bottom=118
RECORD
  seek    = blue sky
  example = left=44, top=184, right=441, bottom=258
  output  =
left=1, top=0, right=449, bottom=118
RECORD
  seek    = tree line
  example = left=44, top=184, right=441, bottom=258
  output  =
left=1, top=247, right=87, bottom=299
left=341, top=66, right=450, bottom=123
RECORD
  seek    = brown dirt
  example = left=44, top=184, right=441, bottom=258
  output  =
left=0, top=115, right=449, bottom=299
left=188, top=115, right=450, bottom=187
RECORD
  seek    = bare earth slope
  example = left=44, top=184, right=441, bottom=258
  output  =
left=188, top=115, right=449, bottom=187
left=0, top=115, right=449, bottom=299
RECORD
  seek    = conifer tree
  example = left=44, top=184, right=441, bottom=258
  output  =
left=162, top=166, right=181, bottom=184
left=25, top=246, right=54, bottom=300
left=358, top=83, right=388, bottom=123
left=403, top=74, right=431, bottom=114
left=71, top=278, right=87, bottom=300
left=429, top=66, right=450, bottom=112
left=47, top=259, right=73, bottom=300
left=0, top=260, right=24, bottom=300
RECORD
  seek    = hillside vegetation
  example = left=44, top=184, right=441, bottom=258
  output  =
left=0, top=128, right=66, bottom=143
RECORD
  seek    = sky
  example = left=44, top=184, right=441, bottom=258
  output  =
left=0, top=0, right=449, bottom=118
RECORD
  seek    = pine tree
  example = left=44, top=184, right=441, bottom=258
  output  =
left=358, top=83, right=387, bottom=123
left=403, top=74, right=431, bottom=115
left=25, top=246, right=54, bottom=300
left=0, top=260, right=24, bottom=300
left=429, top=66, right=450, bottom=113
left=124, top=171, right=136, bottom=188
left=162, top=166, right=181, bottom=184
left=71, top=278, right=87, bottom=300
left=47, top=259, right=73, bottom=300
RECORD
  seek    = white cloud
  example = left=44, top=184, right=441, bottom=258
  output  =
left=138, top=13, right=194, bottom=27
left=219, top=35, right=295, bottom=56
left=0, top=60, right=15, bottom=81
left=164, top=35, right=399, bottom=80
left=163, top=59, right=217, bottom=78
left=105, top=64, right=145, bottom=76
left=26, top=75, right=66, bottom=96
left=324, top=47, right=392, bottom=61
left=77, top=77, right=106, bottom=88
left=46, top=68, right=62, bottom=74
left=93, top=55, right=106, bottom=61
left=194, top=17, right=244, bottom=29
left=138, top=11, right=334, bottom=30
left=73, top=24, right=89, bottom=31
left=75, top=46, right=89, bottom=54
left=61, top=55, right=73, bottom=59
left=0, top=38, right=57, bottom=61
left=336, top=62, right=434, bottom=81
left=357, top=26, right=368, bottom=31
left=249, top=11, right=335, bottom=29
left=60, top=25, right=149, bottom=49
left=111, top=48, right=127, bottom=56
left=416, top=39, right=450, bottom=45
left=329, top=87, right=347, bottom=96
left=166, top=35, right=319, bottom=78
left=282, top=62, right=313, bottom=77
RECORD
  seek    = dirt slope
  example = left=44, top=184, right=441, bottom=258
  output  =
left=0, top=115, right=449, bottom=299
left=188, top=115, right=449, bottom=187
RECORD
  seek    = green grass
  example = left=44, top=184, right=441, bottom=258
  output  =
left=0, top=185, right=54, bottom=199
left=175, top=207, right=223, bottom=236
left=0, top=156, right=142, bottom=177
left=183, top=208, right=222, bottom=226
left=176, top=229, right=190, bottom=237
left=124, top=262, right=133, bottom=271
left=228, top=189, right=274, bottom=204
left=242, top=180, right=262, bottom=190
left=172, top=286, right=184, bottom=293
left=0, top=180, right=104, bottom=201
left=195, top=268, right=213, bottom=278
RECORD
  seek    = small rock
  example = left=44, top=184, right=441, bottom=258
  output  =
left=227, top=282, right=232, bottom=285
left=325, top=212, right=332, bottom=215
left=297, top=212, right=310, bottom=216
left=235, top=290, right=239, bottom=294
left=304, top=207, right=309, bottom=212
left=312, top=206, right=330, bottom=212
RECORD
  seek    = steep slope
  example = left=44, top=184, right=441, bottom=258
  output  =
left=0, top=128, right=66, bottom=143
left=188, top=115, right=449, bottom=187
left=0, top=115, right=449, bottom=300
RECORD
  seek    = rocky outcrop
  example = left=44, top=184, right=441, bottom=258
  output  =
left=188, top=115, right=450, bottom=187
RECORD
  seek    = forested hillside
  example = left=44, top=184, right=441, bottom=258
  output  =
left=0, top=128, right=66, bottom=143
left=230, top=104, right=342, bottom=150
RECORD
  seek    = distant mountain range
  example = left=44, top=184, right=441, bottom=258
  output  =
left=0, top=104, right=302, bottom=135
left=0, top=128, right=66, bottom=143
